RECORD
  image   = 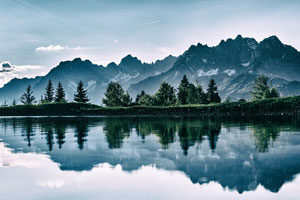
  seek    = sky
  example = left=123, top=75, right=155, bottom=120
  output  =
left=0, top=0, right=300, bottom=87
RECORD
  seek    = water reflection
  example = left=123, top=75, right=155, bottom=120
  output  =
left=1, top=116, right=300, bottom=195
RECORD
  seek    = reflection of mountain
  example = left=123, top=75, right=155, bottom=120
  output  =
left=1, top=117, right=300, bottom=193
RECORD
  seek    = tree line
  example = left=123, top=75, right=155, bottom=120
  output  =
left=17, top=80, right=89, bottom=105
left=103, top=75, right=221, bottom=107
left=6, top=74, right=279, bottom=106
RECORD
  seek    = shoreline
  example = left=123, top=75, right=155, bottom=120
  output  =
left=0, top=96, right=299, bottom=117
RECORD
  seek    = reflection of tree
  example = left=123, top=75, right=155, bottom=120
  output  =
left=54, top=123, right=67, bottom=149
left=103, top=119, right=130, bottom=149
left=21, top=118, right=35, bottom=147
left=74, top=119, right=89, bottom=150
left=177, top=120, right=221, bottom=155
left=251, top=124, right=280, bottom=153
left=40, top=121, right=54, bottom=151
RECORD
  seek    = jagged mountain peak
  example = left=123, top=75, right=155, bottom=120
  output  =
left=259, top=35, right=283, bottom=49
left=107, top=62, right=118, bottom=68
left=119, top=54, right=142, bottom=67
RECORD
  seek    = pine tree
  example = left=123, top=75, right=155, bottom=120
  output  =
left=207, top=79, right=221, bottom=103
left=12, top=99, right=17, bottom=106
left=177, top=75, right=190, bottom=105
left=153, top=82, right=176, bottom=106
left=136, top=90, right=153, bottom=106
left=251, top=76, right=269, bottom=101
left=74, top=81, right=89, bottom=103
left=269, top=88, right=279, bottom=98
left=21, top=85, right=36, bottom=105
left=250, top=76, right=279, bottom=100
left=103, top=82, right=130, bottom=106
left=40, top=95, right=46, bottom=104
left=44, top=80, right=54, bottom=102
left=135, top=90, right=146, bottom=103
left=55, top=82, right=66, bottom=102
left=122, top=91, right=132, bottom=106
left=195, top=84, right=208, bottom=104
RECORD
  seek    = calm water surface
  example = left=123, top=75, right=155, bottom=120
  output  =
left=1, top=117, right=300, bottom=200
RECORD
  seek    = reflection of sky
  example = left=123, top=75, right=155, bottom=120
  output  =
left=0, top=0, right=300, bottom=86
left=1, top=142, right=300, bottom=200
left=1, top=118, right=300, bottom=199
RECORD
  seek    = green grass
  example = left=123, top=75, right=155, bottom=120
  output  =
left=0, top=96, right=300, bottom=116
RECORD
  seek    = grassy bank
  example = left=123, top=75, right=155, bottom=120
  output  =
left=0, top=96, right=300, bottom=116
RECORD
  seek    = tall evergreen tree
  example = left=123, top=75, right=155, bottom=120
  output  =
left=153, top=82, right=176, bottom=106
left=21, top=85, right=36, bottom=105
left=74, top=81, right=89, bottom=103
left=251, top=76, right=269, bottom=101
left=195, top=84, right=208, bottom=104
left=55, top=82, right=66, bottom=102
left=177, top=75, right=190, bottom=105
left=251, top=76, right=279, bottom=101
left=12, top=99, right=17, bottom=106
left=135, top=90, right=146, bottom=103
left=136, top=90, right=153, bottom=106
left=44, top=80, right=54, bottom=102
left=207, top=79, right=221, bottom=103
left=103, top=82, right=131, bottom=106
left=122, top=91, right=132, bottom=106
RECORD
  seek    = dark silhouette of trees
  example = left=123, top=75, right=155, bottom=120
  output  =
left=20, top=85, right=36, bottom=105
left=44, top=80, right=54, bottom=102
left=178, top=75, right=190, bottom=105
left=136, top=90, right=153, bottom=106
left=153, top=82, right=176, bottom=106
left=12, top=99, right=17, bottom=106
left=207, top=79, right=221, bottom=103
left=55, top=82, right=66, bottom=102
left=74, top=81, right=89, bottom=103
left=251, top=76, right=279, bottom=101
left=103, top=82, right=132, bottom=106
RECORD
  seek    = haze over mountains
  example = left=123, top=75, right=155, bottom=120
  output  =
left=1, top=35, right=300, bottom=104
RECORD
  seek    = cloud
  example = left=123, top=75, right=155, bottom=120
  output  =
left=145, top=19, right=160, bottom=25
left=114, top=40, right=119, bottom=44
left=35, top=45, right=65, bottom=52
left=35, top=45, right=106, bottom=52
left=0, top=61, right=49, bottom=87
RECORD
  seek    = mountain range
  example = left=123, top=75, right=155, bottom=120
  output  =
left=1, top=35, right=300, bottom=104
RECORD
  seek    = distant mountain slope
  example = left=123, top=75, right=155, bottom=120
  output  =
left=129, top=35, right=300, bottom=100
left=0, top=55, right=177, bottom=104
left=1, top=35, right=300, bottom=105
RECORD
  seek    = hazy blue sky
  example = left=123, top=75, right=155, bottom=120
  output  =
left=0, top=0, right=300, bottom=86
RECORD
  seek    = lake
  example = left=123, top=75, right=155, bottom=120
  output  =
left=0, top=116, right=300, bottom=200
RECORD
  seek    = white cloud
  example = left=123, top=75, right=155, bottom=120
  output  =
left=35, top=45, right=65, bottom=52
left=114, top=40, right=119, bottom=44
left=0, top=61, right=49, bottom=87
left=35, top=45, right=106, bottom=52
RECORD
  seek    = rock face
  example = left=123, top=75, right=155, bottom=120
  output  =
left=1, top=35, right=300, bottom=104
left=129, top=35, right=300, bottom=100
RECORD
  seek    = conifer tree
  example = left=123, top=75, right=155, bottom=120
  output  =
left=44, top=80, right=54, bottom=102
left=55, top=82, right=66, bottom=102
left=122, top=91, right=132, bottom=106
left=207, top=79, right=221, bottom=103
left=251, top=76, right=280, bottom=101
left=103, top=82, right=131, bottom=106
left=195, top=84, right=208, bottom=104
left=177, top=75, right=190, bottom=105
left=12, top=99, right=17, bottom=106
left=74, top=81, right=89, bottom=103
left=20, top=85, right=36, bottom=105
left=153, top=82, right=176, bottom=106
